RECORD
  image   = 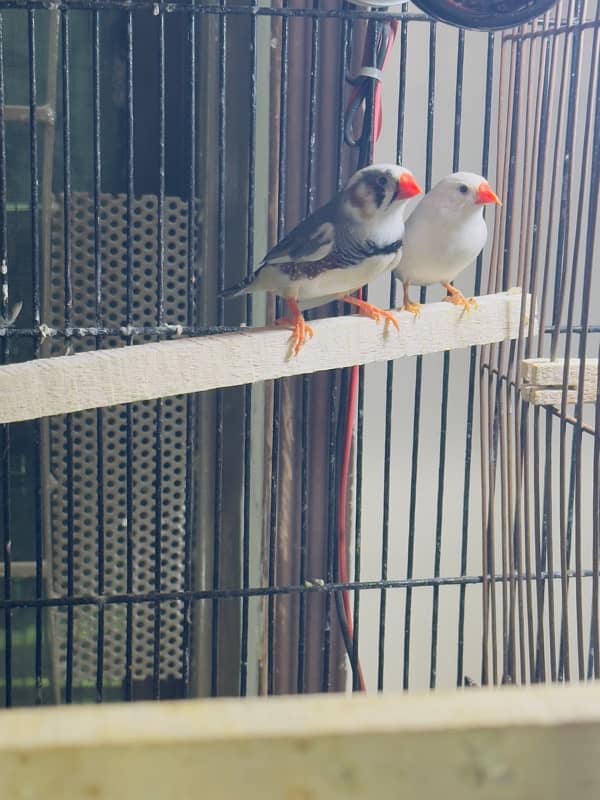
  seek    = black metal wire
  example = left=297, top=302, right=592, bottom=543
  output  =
left=1, top=0, right=598, bottom=710
left=211, top=0, right=227, bottom=698
left=403, top=19, right=436, bottom=692
left=592, top=343, right=600, bottom=678
left=28, top=5, right=45, bottom=707
left=0, top=10, right=12, bottom=709
left=152, top=0, right=166, bottom=701
left=61, top=4, right=75, bottom=703
left=457, top=31, right=494, bottom=689
left=0, top=569, right=596, bottom=612
left=124, top=6, right=135, bottom=701
left=240, top=0, right=257, bottom=700
left=0, top=1, right=429, bottom=22
left=2, top=321, right=600, bottom=339
left=92, top=3, right=105, bottom=705
left=182, top=0, right=197, bottom=699
left=429, top=25, right=464, bottom=691
left=267, top=2, right=289, bottom=696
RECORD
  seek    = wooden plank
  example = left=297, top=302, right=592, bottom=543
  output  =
left=0, top=683, right=599, bottom=799
left=521, top=357, right=598, bottom=406
left=0, top=290, right=531, bottom=424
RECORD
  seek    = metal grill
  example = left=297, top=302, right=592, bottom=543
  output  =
left=47, top=193, right=191, bottom=687
left=0, top=0, right=598, bottom=708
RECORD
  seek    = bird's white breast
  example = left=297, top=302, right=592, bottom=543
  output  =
left=394, top=206, right=487, bottom=286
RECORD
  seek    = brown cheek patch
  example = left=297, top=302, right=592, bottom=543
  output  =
left=349, top=182, right=377, bottom=217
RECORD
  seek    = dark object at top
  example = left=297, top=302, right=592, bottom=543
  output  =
left=409, top=0, right=558, bottom=30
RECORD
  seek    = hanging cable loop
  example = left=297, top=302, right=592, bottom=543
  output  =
left=344, top=17, right=398, bottom=149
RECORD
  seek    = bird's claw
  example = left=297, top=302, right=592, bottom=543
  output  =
left=399, top=300, right=422, bottom=318
left=443, top=292, right=478, bottom=312
left=275, top=315, right=314, bottom=356
left=290, top=317, right=314, bottom=355
left=342, top=295, right=400, bottom=333
left=359, top=303, right=400, bottom=332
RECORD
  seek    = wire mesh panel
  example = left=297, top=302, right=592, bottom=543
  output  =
left=479, top=1, right=600, bottom=683
left=0, top=0, right=598, bottom=709
left=46, top=193, right=191, bottom=691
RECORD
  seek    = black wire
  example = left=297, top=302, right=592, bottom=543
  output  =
left=344, top=19, right=393, bottom=150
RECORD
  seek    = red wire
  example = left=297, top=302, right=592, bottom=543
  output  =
left=337, top=348, right=366, bottom=691
left=373, top=21, right=398, bottom=141
left=338, top=21, right=398, bottom=693
left=345, top=21, right=398, bottom=145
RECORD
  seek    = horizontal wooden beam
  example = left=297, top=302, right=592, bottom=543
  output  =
left=1, top=683, right=599, bottom=799
left=0, top=290, right=531, bottom=424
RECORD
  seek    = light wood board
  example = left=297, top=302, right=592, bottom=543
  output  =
left=0, top=682, right=598, bottom=799
left=0, top=290, right=531, bottom=424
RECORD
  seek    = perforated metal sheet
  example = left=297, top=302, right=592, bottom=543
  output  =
left=46, top=193, right=192, bottom=685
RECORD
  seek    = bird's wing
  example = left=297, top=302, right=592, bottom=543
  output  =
left=263, top=202, right=338, bottom=265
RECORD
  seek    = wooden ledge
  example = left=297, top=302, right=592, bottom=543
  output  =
left=0, top=683, right=598, bottom=799
left=0, top=290, right=531, bottom=424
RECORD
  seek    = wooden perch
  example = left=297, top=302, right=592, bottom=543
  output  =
left=521, top=357, right=598, bottom=406
left=0, top=290, right=532, bottom=424
left=1, top=683, right=599, bottom=799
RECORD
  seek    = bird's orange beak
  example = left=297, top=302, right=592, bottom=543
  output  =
left=397, top=173, right=423, bottom=200
left=475, top=181, right=501, bottom=206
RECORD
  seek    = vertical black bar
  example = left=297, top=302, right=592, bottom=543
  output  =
left=543, top=407, right=557, bottom=680
left=240, top=0, right=257, bottom=699
left=152, top=1, right=167, bottom=701
left=124, top=7, right=135, bottom=701
left=592, top=345, right=600, bottom=678
left=28, top=7, right=44, bottom=706
left=573, top=28, right=600, bottom=678
left=350, top=363, right=366, bottom=689
left=212, top=0, right=227, bottom=698
left=549, top=15, right=584, bottom=362
left=93, top=6, right=105, bottom=704
left=347, top=20, right=378, bottom=689
left=403, top=20, right=436, bottom=691
left=556, top=12, right=599, bottom=681
left=267, top=2, right=288, bottom=697
left=0, top=11, right=12, bottom=709
left=334, top=16, right=356, bottom=692
left=533, top=405, right=546, bottom=682
left=377, top=18, right=407, bottom=689
left=326, top=370, right=340, bottom=690
left=61, top=6, right=75, bottom=704
left=430, top=26, right=464, bottom=690
left=531, top=31, right=553, bottom=684
left=396, top=19, right=407, bottom=159
left=501, top=34, right=523, bottom=685
left=296, top=370, right=309, bottom=694
left=182, top=2, right=197, bottom=698
left=377, top=332, right=394, bottom=692
left=267, top=378, right=280, bottom=696
left=457, top=31, right=494, bottom=688
left=299, top=5, right=320, bottom=695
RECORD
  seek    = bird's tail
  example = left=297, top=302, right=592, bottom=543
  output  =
left=219, top=273, right=255, bottom=300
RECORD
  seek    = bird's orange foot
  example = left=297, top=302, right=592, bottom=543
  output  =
left=442, top=284, right=478, bottom=312
left=342, top=296, right=400, bottom=333
left=399, top=300, right=422, bottom=318
left=275, top=313, right=314, bottom=356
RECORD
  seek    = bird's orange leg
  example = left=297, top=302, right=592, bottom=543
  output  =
left=441, top=282, right=478, bottom=311
left=342, top=295, right=400, bottom=333
left=399, top=281, right=421, bottom=317
left=274, top=298, right=314, bottom=355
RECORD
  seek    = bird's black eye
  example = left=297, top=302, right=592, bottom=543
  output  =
left=377, top=175, right=388, bottom=187
left=459, top=184, right=469, bottom=194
